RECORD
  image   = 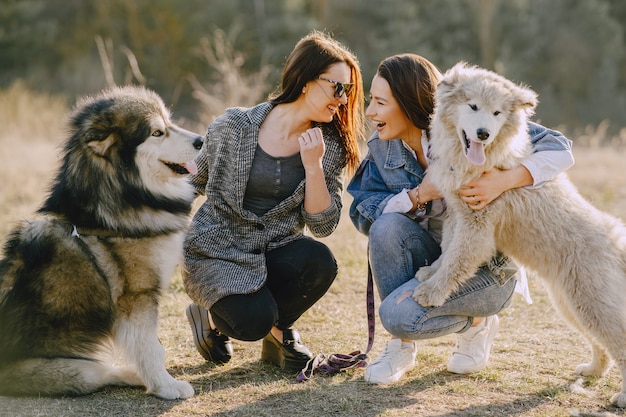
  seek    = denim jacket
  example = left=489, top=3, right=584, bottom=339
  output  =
left=347, top=122, right=574, bottom=236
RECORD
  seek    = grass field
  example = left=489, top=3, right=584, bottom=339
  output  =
left=0, top=87, right=625, bottom=416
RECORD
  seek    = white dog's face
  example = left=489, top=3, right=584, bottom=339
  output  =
left=436, top=63, right=538, bottom=167
left=456, top=95, right=510, bottom=166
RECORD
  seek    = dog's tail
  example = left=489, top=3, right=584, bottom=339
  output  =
left=0, top=357, right=142, bottom=396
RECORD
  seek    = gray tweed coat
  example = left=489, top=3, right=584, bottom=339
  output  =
left=183, top=102, right=347, bottom=309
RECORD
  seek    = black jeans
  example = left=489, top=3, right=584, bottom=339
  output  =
left=210, top=237, right=338, bottom=341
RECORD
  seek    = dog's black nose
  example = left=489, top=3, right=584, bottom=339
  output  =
left=193, top=136, right=204, bottom=150
left=476, top=128, right=490, bottom=141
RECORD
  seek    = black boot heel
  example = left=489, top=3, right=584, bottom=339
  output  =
left=261, top=329, right=313, bottom=371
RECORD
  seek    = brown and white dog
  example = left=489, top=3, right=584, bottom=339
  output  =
left=0, top=86, right=202, bottom=399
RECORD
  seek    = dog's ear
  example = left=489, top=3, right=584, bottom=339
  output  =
left=437, top=62, right=472, bottom=103
left=88, top=134, right=118, bottom=157
left=511, top=83, right=538, bottom=115
left=69, top=95, right=121, bottom=158
left=438, top=62, right=465, bottom=90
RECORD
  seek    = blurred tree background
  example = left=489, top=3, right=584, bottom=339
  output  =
left=1, top=0, right=625, bottom=137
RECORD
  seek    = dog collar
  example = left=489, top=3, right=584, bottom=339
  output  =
left=71, top=224, right=176, bottom=239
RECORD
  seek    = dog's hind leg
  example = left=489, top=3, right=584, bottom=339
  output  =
left=595, top=314, right=626, bottom=408
left=611, top=367, right=626, bottom=408
left=0, top=358, right=143, bottom=396
left=544, top=283, right=613, bottom=377
left=591, top=294, right=626, bottom=408
left=575, top=292, right=626, bottom=407
left=546, top=277, right=626, bottom=408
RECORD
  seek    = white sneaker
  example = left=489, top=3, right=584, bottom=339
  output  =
left=447, top=315, right=499, bottom=374
left=364, top=339, right=417, bottom=384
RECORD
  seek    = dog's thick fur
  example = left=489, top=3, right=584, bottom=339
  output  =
left=412, top=63, right=626, bottom=407
left=0, top=86, right=202, bottom=399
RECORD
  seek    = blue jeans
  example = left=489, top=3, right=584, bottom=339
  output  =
left=369, top=213, right=516, bottom=340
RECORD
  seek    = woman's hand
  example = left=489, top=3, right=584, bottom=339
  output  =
left=416, top=172, right=443, bottom=203
left=298, top=127, right=325, bottom=170
left=299, top=127, right=331, bottom=214
left=458, top=166, right=533, bottom=210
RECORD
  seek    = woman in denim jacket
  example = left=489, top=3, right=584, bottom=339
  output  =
left=347, top=54, right=574, bottom=384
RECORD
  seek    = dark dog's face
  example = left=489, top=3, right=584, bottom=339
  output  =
left=134, top=113, right=202, bottom=187
left=67, top=86, right=203, bottom=190
left=42, top=85, right=204, bottom=229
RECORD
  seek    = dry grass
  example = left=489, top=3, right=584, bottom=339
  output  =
left=0, top=88, right=625, bottom=417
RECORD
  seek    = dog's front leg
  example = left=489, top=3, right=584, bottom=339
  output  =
left=414, top=211, right=455, bottom=283
left=414, top=256, right=442, bottom=283
left=116, top=299, right=195, bottom=399
left=413, top=210, right=497, bottom=307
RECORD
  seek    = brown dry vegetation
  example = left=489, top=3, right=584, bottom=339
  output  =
left=0, top=87, right=625, bottom=417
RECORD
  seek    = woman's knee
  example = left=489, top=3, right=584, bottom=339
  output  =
left=221, top=310, right=275, bottom=341
left=448, top=272, right=517, bottom=318
left=369, top=214, right=411, bottom=248
left=280, top=238, right=338, bottom=276
left=378, top=284, right=470, bottom=339
left=378, top=288, right=416, bottom=336
left=306, top=240, right=338, bottom=278
left=290, top=239, right=338, bottom=291
left=212, top=292, right=277, bottom=341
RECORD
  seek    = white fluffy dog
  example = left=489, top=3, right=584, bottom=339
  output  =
left=412, top=62, right=626, bottom=407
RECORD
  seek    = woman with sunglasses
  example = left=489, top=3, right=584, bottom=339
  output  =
left=183, top=30, right=364, bottom=371
left=347, top=53, right=574, bottom=384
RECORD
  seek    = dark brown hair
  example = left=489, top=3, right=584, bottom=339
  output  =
left=376, top=54, right=442, bottom=138
left=270, top=30, right=365, bottom=174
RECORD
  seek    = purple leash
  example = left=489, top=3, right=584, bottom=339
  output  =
left=296, top=262, right=375, bottom=382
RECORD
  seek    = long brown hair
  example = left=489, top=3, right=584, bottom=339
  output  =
left=270, top=30, right=365, bottom=174
left=376, top=53, right=442, bottom=139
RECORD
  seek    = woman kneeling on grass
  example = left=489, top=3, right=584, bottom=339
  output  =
left=347, top=53, right=574, bottom=384
left=183, top=31, right=365, bottom=371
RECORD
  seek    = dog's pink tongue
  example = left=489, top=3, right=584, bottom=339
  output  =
left=184, top=160, right=198, bottom=176
left=467, top=140, right=486, bottom=165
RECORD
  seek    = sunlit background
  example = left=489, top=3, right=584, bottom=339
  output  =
left=2, top=2, right=626, bottom=415
left=1, top=0, right=625, bottom=141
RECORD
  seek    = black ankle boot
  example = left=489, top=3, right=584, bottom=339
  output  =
left=261, top=329, right=313, bottom=371
left=186, top=303, right=233, bottom=364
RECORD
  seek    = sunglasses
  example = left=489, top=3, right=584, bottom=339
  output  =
left=317, top=76, right=354, bottom=99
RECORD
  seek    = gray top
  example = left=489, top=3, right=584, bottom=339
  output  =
left=243, top=145, right=304, bottom=216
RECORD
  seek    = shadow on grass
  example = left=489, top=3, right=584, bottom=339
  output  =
left=1, top=363, right=619, bottom=417
left=200, top=380, right=559, bottom=417
left=185, top=362, right=595, bottom=417
left=0, top=385, right=184, bottom=417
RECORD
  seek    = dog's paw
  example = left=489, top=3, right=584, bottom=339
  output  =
left=412, top=279, right=448, bottom=307
left=574, top=362, right=606, bottom=377
left=610, top=391, right=626, bottom=408
left=414, top=266, right=436, bottom=283
left=152, top=380, right=195, bottom=399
